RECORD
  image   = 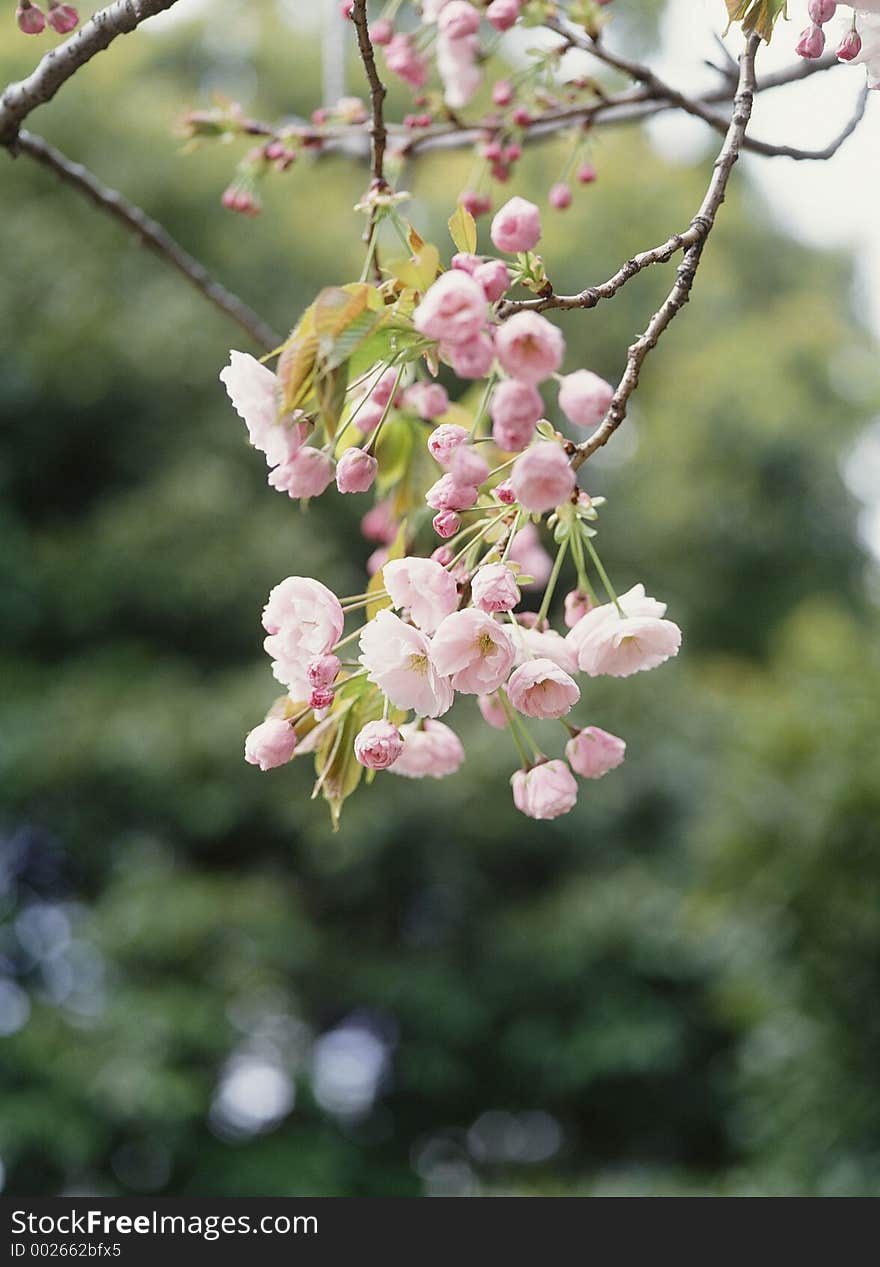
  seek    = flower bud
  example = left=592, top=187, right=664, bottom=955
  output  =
left=244, top=718, right=297, bottom=771
left=577, top=163, right=597, bottom=184
left=16, top=1, right=46, bottom=33
left=796, top=24, right=826, bottom=58
left=549, top=182, right=572, bottom=210
left=836, top=29, right=862, bottom=61
left=309, top=687, right=334, bottom=710
left=46, top=1, right=78, bottom=31
left=807, top=0, right=836, bottom=23
left=307, top=654, right=341, bottom=689
left=335, top=447, right=378, bottom=494
left=369, top=17, right=394, bottom=44
left=492, top=80, right=514, bottom=106
left=354, top=720, right=404, bottom=770
left=433, top=510, right=461, bottom=538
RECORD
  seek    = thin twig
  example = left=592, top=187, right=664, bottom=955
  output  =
left=0, top=0, right=180, bottom=146
left=571, top=34, right=761, bottom=471
left=350, top=0, right=388, bottom=190
left=16, top=130, right=281, bottom=352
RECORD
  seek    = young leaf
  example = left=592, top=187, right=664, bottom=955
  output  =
left=277, top=306, right=318, bottom=413
left=448, top=204, right=477, bottom=255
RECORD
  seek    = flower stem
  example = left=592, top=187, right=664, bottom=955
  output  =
left=536, top=536, right=569, bottom=626
left=583, top=533, right=623, bottom=615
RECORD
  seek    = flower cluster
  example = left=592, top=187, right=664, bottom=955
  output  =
left=797, top=1, right=880, bottom=80
left=224, top=194, right=682, bottom=826
left=14, top=0, right=78, bottom=34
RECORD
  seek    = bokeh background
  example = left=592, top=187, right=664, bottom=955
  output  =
left=2, top=0, right=880, bottom=1196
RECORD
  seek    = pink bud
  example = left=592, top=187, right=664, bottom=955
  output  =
left=354, top=720, right=404, bottom=770
left=311, top=107, right=329, bottom=126
left=478, top=693, right=508, bottom=729
left=511, top=106, right=532, bottom=127
left=443, top=331, right=496, bottom=380
left=428, top=423, right=470, bottom=466
left=807, top=0, right=836, bottom=23
left=340, top=1, right=354, bottom=17
left=577, top=163, right=597, bottom=185
left=474, top=259, right=511, bottom=302
left=549, top=182, right=572, bottom=210
left=404, top=382, right=450, bottom=419
left=836, top=29, right=861, bottom=61
left=244, top=718, right=297, bottom=771
left=309, top=687, right=334, bottom=710
left=510, top=442, right=576, bottom=513
left=433, top=510, right=461, bottom=538
left=361, top=500, right=398, bottom=544
left=495, top=479, right=516, bottom=505
left=566, top=726, right=626, bottom=779
left=492, top=80, right=514, bottom=106
left=370, top=17, right=394, bottom=44
left=336, top=447, right=378, bottom=494
left=563, top=589, right=593, bottom=628
left=451, top=252, right=480, bottom=274
left=450, top=445, right=490, bottom=486
left=16, top=1, right=46, bottom=33
left=490, top=162, right=511, bottom=184
left=431, top=545, right=455, bottom=566
left=796, top=24, right=826, bottom=58
left=308, top=654, right=341, bottom=688
left=46, top=1, right=78, bottom=32
left=426, top=474, right=479, bottom=512
left=504, top=143, right=522, bottom=163
left=367, top=546, right=389, bottom=576
left=459, top=190, right=493, bottom=218
left=486, top=0, right=520, bottom=32
left=483, top=140, right=503, bottom=162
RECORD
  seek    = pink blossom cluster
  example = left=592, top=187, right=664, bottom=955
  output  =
left=797, top=2, right=880, bottom=78
left=15, top=0, right=78, bottom=34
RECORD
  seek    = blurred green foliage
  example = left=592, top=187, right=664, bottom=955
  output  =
left=1, top=2, right=880, bottom=1197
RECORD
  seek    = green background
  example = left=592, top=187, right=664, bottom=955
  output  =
left=2, top=1, right=880, bottom=1195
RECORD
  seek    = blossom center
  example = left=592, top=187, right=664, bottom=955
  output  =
left=409, top=653, right=429, bottom=675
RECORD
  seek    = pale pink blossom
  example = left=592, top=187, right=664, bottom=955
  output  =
left=486, top=0, right=520, bottom=32
left=244, top=717, right=298, bottom=771
left=511, top=760, right=578, bottom=820
left=474, top=259, right=511, bottom=302
left=383, top=557, right=460, bottom=633
left=405, top=382, right=449, bottom=419
left=385, top=32, right=429, bottom=88
left=431, top=609, right=515, bottom=694
left=361, top=500, right=398, bottom=544
left=510, top=442, right=576, bottom=512
left=478, top=692, right=509, bottom=729
left=369, top=368, right=402, bottom=408
left=450, top=445, right=489, bottom=486
left=354, top=398, right=385, bottom=435
left=426, top=474, right=479, bottom=512
left=437, top=32, right=481, bottom=108
left=388, top=719, right=464, bottom=779
left=563, top=589, right=593, bottom=628
left=428, top=423, right=470, bottom=466
left=262, top=577, right=344, bottom=697
left=514, top=627, right=577, bottom=674
left=438, top=0, right=481, bottom=37
left=496, top=312, right=565, bottom=384
left=433, top=511, right=460, bottom=538
left=336, top=447, right=378, bottom=493
left=359, top=610, right=454, bottom=717
left=220, top=351, right=307, bottom=468
left=490, top=379, right=543, bottom=451
left=354, top=720, right=404, bottom=770
left=471, top=563, right=520, bottom=613
left=558, top=369, right=614, bottom=430
left=413, top=271, right=487, bottom=344
left=567, top=583, right=682, bottom=678
left=268, top=447, right=335, bottom=499
left=507, top=523, right=552, bottom=588
left=490, top=196, right=542, bottom=254
left=443, top=331, right=495, bottom=379
left=566, top=726, right=626, bottom=779
left=506, top=657, right=580, bottom=719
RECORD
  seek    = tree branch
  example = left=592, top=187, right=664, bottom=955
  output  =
left=571, top=34, right=761, bottom=471
left=0, top=0, right=181, bottom=147
left=15, top=130, right=281, bottom=352
left=350, top=0, right=388, bottom=191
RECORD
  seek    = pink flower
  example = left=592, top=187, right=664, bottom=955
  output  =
left=369, top=17, right=394, bottom=43
left=336, top=447, right=378, bottom=494
left=359, top=611, right=454, bottom=717
left=837, top=29, right=862, bottom=60
left=564, top=589, right=593, bottom=628
left=514, top=628, right=577, bottom=674
left=220, top=351, right=306, bottom=468
left=511, top=760, right=578, bottom=820
left=510, top=442, right=575, bottom=512
left=353, top=398, right=385, bottom=435
left=388, top=720, right=464, bottom=779
left=47, top=2, right=79, bottom=33
left=268, top=446, right=335, bottom=499
left=244, top=717, right=298, bottom=771
left=426, top=474, right=479, bottom=512
left=452, top=252, right=480, bottom=274
left=492, top=79, right=514, bottom=106
left=459, top=190, right=493, bottom=218
left=354, top=720, right=404, bottom=770
left=558, top=369, right=614, bottom=429
left=450, top=445, right=489, bottom=486
left=566, top=726, right=626, bottom=779
left=16, top=1, right=45, bottom=33
left=369, top=368, right=401, bottom=408
left=577, top=163, right=597, bottom=184
left=385, top=32, right=428, bottom=88
left=549, top=182, right=572, bottom=210
left=433, top=511, right=461, bottom=538
left=383, top=557, right=459, bottom=633
left=796, top=23, right=826, bottom=57
left=428, top=423, right=470, bottom=466
left=474, top=259, right=511, bottom=302
left=413, top=271, right=487, bottom=344
left=443, top=331, right=495, bottom=379
left=263, top=577, right=345, bottom=697
left=478, top=692, right=509, bottom=729
left=431, top=609, right=515, bottom=694
left=437, top=32, right=481, bottom=108
left=486, top=0, right=520, bottom=33
left=307, top=653, right=341, bottom=688
left=405, top=382, right=449, bottom=419
left=506, top=657, right=579, bottom=719
left=471, top=563, right=520, bottom=613
left=490, top=196, right=542, bottom=254
left=495, top=312, right=565, bottom=384
left=490, top=379, right=544, bottom=451
left=567, top=583, right=682, bottom=678
left=808, top=0, right=836, bottom=20
left=438, top=0, right=481, bottom=37
left=507, top=523, right=551, bottom=588
left=361, top=500, right=398, bottom=544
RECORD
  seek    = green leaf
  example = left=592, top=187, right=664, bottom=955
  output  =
left=315, top=361, right=349, bottom=440
left=724, top=0, right=787, bottom=40
left=324, top=310, right=385, bottom=371
left=277, top=306, right=318, bottom=413
left=375, top=417, right=414, bottom=494
left=313, top=683, right=382, bottom=830
left=448, top=204, right=477, bottom=255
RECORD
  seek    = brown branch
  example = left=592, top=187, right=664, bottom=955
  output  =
left=571, top=34, right=761, bottom=471
left=15, top=130, right=281, bottom=352
left=350, top=0, right=388, bottom=192
left=0, top=0, right=181, bottom=147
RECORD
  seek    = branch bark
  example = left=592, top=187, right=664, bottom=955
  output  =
left=16, top=130, right=281, bottom=352
left=571, top=34, right=761, bottom=471
left=0, top=0, right=181, bottom=147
